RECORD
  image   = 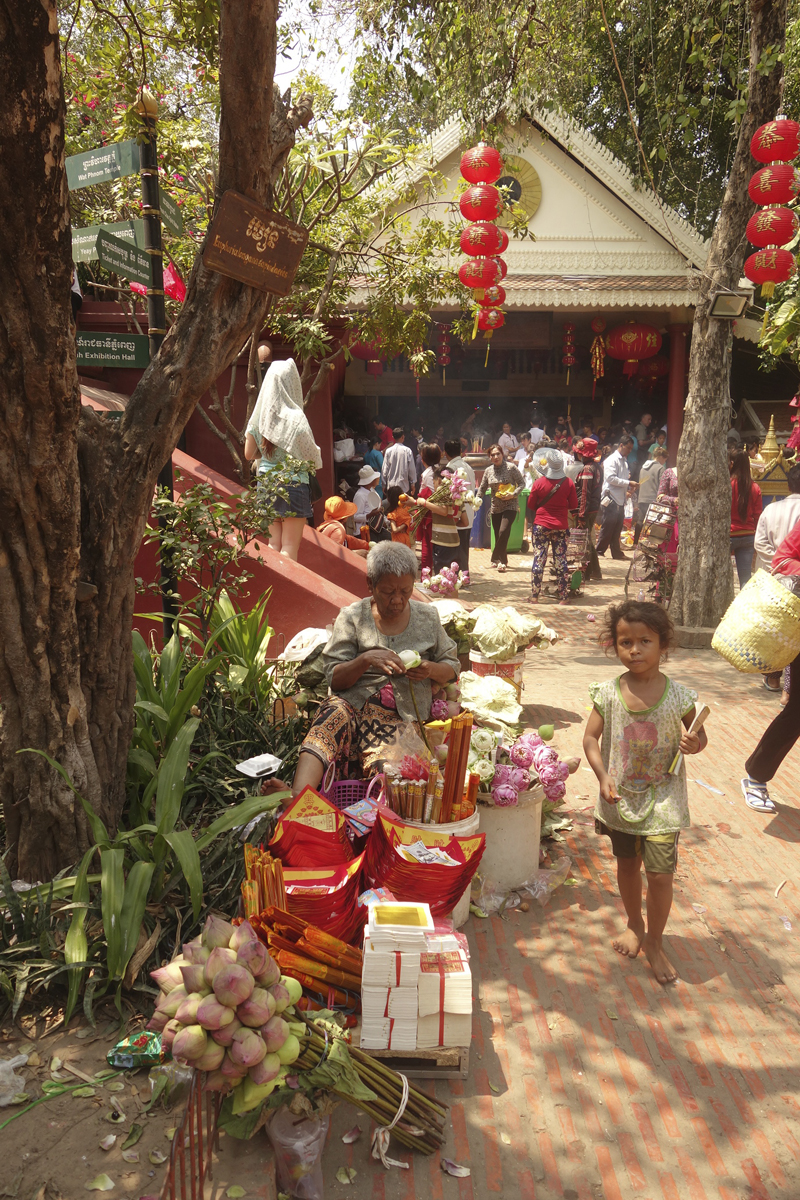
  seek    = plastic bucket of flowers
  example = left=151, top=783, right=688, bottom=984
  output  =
left=468, top=649, right=525, bottom=698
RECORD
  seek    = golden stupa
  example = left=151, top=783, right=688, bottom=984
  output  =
left=751, top=414, right=797, bottom=498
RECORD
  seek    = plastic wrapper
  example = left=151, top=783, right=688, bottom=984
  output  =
left=0, top=1055, right=28, bottom=1106
left=470, top=856, right=572, bottom=915
left=459, top=672, right=522, bottom=730
left=266, top=1108, right=330, bottom=1200
left=520, top=857, right=572, bottom=906
left=148, top=1062, right=194, bottom=1109
left=377, top=722, right=430, bottom=770
left=106, top=1030, right=164, bottom=1070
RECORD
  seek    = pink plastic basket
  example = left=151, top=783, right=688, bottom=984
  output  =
left=321, top=765, right=383, bottom=810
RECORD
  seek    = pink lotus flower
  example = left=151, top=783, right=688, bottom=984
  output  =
left=519, top=732, right=543, bottom=750
left=557, top=761, right=570, bottom=782
left=508, top=766, right=531, bottom=791
left=538, top=765, right=560, bottom=787
left=533, top=746, right=558, bottom=770
left=510, top=742, right=534, bottom=769
left=544, top=781, right=566, bottom=803
left=492, top=764, right=513, bottom=786
left=492, top=783, right=519, bottom=807
left=430, top=698, right=449, bottom=720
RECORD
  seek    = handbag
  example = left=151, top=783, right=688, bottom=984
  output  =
left=712, top=569, right=800, bottom=673
left=309, top=472, right=322, bottom=503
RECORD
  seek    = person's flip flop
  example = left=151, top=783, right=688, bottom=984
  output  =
left=741, top=777, right=777, bottom=813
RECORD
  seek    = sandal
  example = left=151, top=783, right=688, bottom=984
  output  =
left=741, top=777, right=776, bottom=813
left=529, top=595, right=540, bottom=604
left=763, top=673, right=782, bottom=693
left=497, top=564, right=507, bottom=573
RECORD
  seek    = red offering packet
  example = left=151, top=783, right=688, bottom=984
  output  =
left=364, top=811, right=485, bottom=917
left=270, top=787, right=353, bottom=867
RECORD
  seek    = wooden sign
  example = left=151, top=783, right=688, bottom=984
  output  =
left=202, top=191, right=308, bottom=295
left=76, top=331, right=151, bottom=369
left=72, top=220, right=146, bottom=263
left=66, top=139, right=139, bottom=190
left=159, top=185, right=184, bottom=236
left=96, top=229, right=152, bottom=287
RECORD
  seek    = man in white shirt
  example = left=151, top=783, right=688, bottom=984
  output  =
left=381, top=427, right=416, bottom=494
left=514, top=433, right=535, bottom=486
left=754, top=466, right=800, bottom=572
left=498, top=423, right=519, bottom=458
left=443, top=440, right=476, bottom=585
left=529, top=423, right=545, bottom=447
left=595, top=436, right=637, bottom=559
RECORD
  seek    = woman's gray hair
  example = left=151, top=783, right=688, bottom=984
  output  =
left=366, top=542, right=419, bottom=587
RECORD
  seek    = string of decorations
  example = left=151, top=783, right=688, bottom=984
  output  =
left=458, top=142, right=507, bottom=365
left=436, top=323, right=451, bottom=386
left=744, top=116, right=800, bottom=298
left=589, top=317, right=606, bottom=400
left=561, top=322, right=576, bottom=387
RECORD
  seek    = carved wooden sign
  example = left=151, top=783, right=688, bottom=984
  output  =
left=202, top=191, right=308, bottom=295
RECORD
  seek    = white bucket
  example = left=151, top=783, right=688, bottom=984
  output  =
left=477, top=787, right=543, bottom=890
left=402, top=809, right=480, bottom=929
left=468, top=650, right=525, bottom=697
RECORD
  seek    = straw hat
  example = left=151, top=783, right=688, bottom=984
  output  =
left=324, top=495, right=357, bottom=520
left=358, top=465, right=380, bottom=486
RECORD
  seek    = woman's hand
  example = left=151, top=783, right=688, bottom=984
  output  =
left=360, top=647, right=407, bottom=676
left=679, top=729, right=702, bottom=755
left=406, top=659, right=456, bottom=685
left=406, top=659, right=435, bottom=681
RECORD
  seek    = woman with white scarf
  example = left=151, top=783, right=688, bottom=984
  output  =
left=245, top=359, right=323, bottom=561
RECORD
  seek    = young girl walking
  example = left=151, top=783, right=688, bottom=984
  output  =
left=583, top=601, right=707, bottom=984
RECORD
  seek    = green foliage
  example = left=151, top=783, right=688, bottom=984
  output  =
left=204, top=590, right=276, bottom=710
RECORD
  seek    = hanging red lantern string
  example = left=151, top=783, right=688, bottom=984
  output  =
left=606, top=321, right=662, bottom=377
left=458, top=142, right=507, bottom=357
left=589, top=317, right=606, bottom=400
left=437, top=323, right=451, bottom=387
left=561, top=322, right=576, bottom=388
left=745, top=116, right=800, bottom=299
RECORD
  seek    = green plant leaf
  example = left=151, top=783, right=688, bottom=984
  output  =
left=127, top=748, right=158, bottom=776
left=134, top=700, right=170, bottom=725
left=161, top=830, right=203, bottom=920
left=155, top=717, right=200, bottom=834
left=118, top=860, right=155, bottom=978
left=99, top=848, right=125, bottom=981
left=64, top=847, right=95, bottom=1023
left=18, top=749, right=110, bottom=847
left=195, top=793, right=286, bottom=851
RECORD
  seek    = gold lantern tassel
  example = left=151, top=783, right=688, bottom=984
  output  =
left=484, top=330, right=493, bottom=366
left=472, top=310, right=480, bottom=340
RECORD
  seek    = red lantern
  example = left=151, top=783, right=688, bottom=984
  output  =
left=562, top=353, right=577, bottom=366
left=590, top=317, right=606, bottom=334
left=459, top=221, right=505, bottom=257
left=492, top=256, right=508, bottom=281
left=459, top=184, right=503, bottom=222
left=748, top=164, right=800, bottom=206
left=349, top=338, right=383, bottom=370
left=460, top=142, right=504, bottom=184
left=746, top=206, right=799, bottom=248
left=484, top=284, right=506, bottom=306
left=477, top=308, right=505, bottom=331
left=606, top=321, right=663, bottom=377
left=458, top=258, right=500, bottom=291
left=637, top=355, right=670, bottom=379
left=750, top=119, right=800, bottom=164
left=366, top=361, right=383, bottom=377
left=744, top=247, right=795, bottom=297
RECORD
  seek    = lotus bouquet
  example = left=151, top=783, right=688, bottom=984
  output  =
left=406, top=469, right=471, bottom=536
left=148, top=914, right=304, bottom=1112
left=420, top=562, right=464, bottom=597
left=488, top=726, right=580, bottom=808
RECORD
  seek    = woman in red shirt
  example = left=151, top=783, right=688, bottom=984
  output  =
left=527, top=448, right=578, bottom=604
left=730, top=450, right=763, bottom=587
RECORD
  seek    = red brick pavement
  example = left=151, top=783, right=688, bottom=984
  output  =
left=319, top=551, right=800, bottom=1198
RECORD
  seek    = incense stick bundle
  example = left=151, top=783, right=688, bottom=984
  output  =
left=441, top=713, right=473, bottom=822
left=275, top=949, right=362, bottom=992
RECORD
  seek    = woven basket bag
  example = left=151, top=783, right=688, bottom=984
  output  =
left=712, top=569, right=800, bottom=673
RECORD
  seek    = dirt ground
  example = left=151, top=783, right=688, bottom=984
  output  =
left=4, top=546, right=800, bottom=1199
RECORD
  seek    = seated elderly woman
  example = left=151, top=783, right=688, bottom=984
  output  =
left=291, top=541, right=460, bottom=797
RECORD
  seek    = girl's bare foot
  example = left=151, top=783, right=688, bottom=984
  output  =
left=613, top=924, right=644, bottom=958
left=643, top=935, right=677, bottom=984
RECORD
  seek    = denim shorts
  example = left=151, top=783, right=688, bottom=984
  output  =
left=257, top=478, right=312, bottom=522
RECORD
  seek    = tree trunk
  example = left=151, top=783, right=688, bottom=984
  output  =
left=0, top=0, right=312, bottom=880
left=670, top=0, right=789, bottom=628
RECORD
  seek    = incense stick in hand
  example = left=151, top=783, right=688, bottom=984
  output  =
left=668, top=704, right=710, bottom=776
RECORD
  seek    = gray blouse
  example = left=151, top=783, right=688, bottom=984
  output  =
left=476, top=461, right=525, bottom=513
left=322, top=597, right=460, bottom=723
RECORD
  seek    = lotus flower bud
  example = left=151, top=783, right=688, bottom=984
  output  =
left=261, top=1015, right=289, bottom=1053
left=204, top=946, right=237, bottom=987
left=283, top=977, right=303, bottom=1006
left=220, top=1051, right=248, bottom=1080
left=398, top=649, right=421, bottom=670
left=538, top=724, right=555, bottom=742
left=564, top=756, right=581, bottom=775
left=204, top=1069, right=232, bottom=1093
left=180, top=963, right=208, bottom=994
left=269, top=981, right=291, bottom=1014
left=237, top=987, right=276, bottom=1028
left=229, top=921, right=259, bottom=952
left=213, top=964, right=255, bottom=1009
left=210, top=1016, right=242, bottom=1046
left=172, top=1024, right=208, bottom=1064
left=254, top=955, right=281, bottom=989
left=147, top=1009, right=169, bottom=1033
left=276, top=1034, right=301, bottom=1065
left=161, top=1019, right=181, bottom=1056
left=492, top=783, right=519, bottom=808
left=519, top=731, right=543, bottom=750
left=434, top=743, right=448, bottom=764
left=175, top=992, right=205, bottom=1025
left=202, top=914, right=235, bottom=950
left=229, top=1027, right=267, bottom=1068
left=249, top=1052, right=281, bottom=1086
left=155, top=984, right=188, bottom=1018
left=182, top=938, right=210, bottom=965
left=196, top=994, right=236, bottom=1032
left=150, top=961, right=185, bottom=994
left=444, top=683, right=461, bottom=701
left=236, top=939, right=269, bottom=977
left=509, top=742, right=534, bottom=769
left=193, top=1041, right=226, bottom=1072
